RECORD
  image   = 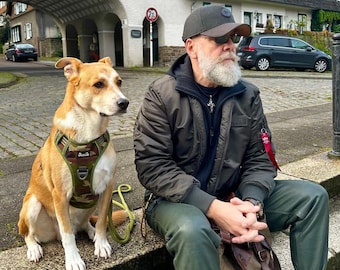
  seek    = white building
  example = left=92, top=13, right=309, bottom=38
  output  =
left=1, top=0, right=339, bottom=67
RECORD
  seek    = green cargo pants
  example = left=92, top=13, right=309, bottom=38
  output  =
left=146, top=180, right=329, bottom=270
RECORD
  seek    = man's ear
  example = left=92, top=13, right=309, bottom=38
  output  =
left=185, top=38, right=198, bottom=59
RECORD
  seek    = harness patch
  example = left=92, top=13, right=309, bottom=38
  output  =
left=55, top=130, right=110, bottom=209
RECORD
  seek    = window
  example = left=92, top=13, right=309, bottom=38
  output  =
left=24, top=23, right=32, bottom=40
left=274, top=15, right=282, bottom=28
left=14, top=3, right=27, bottom=15
left=271, top=38, right=290, bottom=47
left=291, top=39, right=309, bottom=50
left=244, top=12, right=252, bottom=27
left=261, top=37, right=290, bottom=47
left=11, top=26, right=21, bottom=43
left=255, top=12, right=263, bottom=28
left=298, top=14, right=307, bottom=33
left=259, top=37, right=269, bottom=46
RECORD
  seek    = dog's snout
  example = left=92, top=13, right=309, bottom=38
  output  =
left=117, top=98, right=129, bottom=111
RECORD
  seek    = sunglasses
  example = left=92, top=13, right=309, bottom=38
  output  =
left=202, top=34, right=242, bottom=44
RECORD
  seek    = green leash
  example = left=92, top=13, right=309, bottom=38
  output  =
left=108, top=184, right=136, bottom=244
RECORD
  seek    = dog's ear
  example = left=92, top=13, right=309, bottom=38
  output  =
left=55, top=57, right=83, bottom=82
left=98, top=57, right=113, bottom=66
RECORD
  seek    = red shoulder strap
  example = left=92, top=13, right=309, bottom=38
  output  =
left=261, top=128, right=281, bottom=171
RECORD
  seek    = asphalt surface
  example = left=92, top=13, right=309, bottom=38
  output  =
left=0, top=61, right=336, bottom=255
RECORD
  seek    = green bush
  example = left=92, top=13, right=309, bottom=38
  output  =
left=0, top=26, right=9, bottom=44
left=334, top=24, right=340, bottom=33
left=54, top=49, right=63, bottom=57
left=298, top=31, right=333, bottom=56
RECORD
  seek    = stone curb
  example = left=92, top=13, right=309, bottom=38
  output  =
left=0, top=151, right=339, bottom=270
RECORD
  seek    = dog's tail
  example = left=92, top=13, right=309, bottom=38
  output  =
left=89, top=210, right=128, bottom=227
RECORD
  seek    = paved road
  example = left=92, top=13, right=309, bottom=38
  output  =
left=0, top=65, right=332, bottom=160
left=0, top=70, right=162, bottom=159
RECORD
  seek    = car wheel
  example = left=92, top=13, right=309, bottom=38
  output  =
left=314, top=59, right=328, bottom=73
left=11, top=55, right=16, bottom=62
left=4, top=54, right=9, bottom=61
left=255, top=57, right=270, bottom=71
left=34, top=57, right=38, bottom=61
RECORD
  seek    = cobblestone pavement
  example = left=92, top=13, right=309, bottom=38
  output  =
left=0, top=70, right=332, bottom=160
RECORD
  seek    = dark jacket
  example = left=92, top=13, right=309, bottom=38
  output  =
left=133, top=54, right=277, bottom=213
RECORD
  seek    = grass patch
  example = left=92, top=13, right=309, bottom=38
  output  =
left=0, top=71, right=16, bottom=85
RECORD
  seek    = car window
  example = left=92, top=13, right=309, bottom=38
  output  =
left=259, top=37, right=269, bottom=45
left=262, top=37, right=290, bottom=47
left=291, top=39, right=310, bottom=50
left=17, top=44, right=33, bottom=49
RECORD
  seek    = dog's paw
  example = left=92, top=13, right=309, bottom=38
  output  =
left=94, top=236, right=112, bottom=258
left=27, top=243, right=43, bottom=262
left=65, top=251, right=86, bottom=270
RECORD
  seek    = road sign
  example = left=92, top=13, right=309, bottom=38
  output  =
left=146, top=7, right=158, bottom=22
left=146, top=8, right=158, bottom=67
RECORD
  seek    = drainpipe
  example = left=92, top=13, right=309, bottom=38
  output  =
left=328, top=33, right=340, bottom=159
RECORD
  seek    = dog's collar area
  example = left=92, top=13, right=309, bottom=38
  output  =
left=54, top=130, right=110, bottom=209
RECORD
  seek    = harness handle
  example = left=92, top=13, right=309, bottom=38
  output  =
left=108, top=184, right=136, bottom=244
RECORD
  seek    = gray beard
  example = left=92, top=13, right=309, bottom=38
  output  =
left=206, top=62, right=241, bottom=87
left=198, top=52, right=241, bottom=87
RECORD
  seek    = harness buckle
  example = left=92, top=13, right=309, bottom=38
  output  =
left=77, top=167, right=88, bottom=180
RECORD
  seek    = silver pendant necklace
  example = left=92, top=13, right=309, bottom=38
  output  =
left=207, top=95, right=215, bottom=113
left=195, top=82, right=218, bottom=114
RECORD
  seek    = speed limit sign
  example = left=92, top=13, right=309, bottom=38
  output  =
left=146, top=7, right=158, bottom=22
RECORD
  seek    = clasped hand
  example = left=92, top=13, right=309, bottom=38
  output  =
left=206, top=197, right=267, bottom=244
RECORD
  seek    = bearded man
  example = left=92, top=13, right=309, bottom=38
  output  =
left=133, top=5, right=329, bottom=270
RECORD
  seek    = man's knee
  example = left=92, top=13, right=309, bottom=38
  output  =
left=168, top=211, right=220, bottom=248
left=302, top=182, right=329, bottom=205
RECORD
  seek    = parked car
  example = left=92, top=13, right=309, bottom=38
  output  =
left=4, top=43, right=38, bottom=62
left=237, top=35, right=332, bottom=73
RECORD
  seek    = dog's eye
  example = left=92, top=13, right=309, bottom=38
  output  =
left=117, top=79, right=122, bottom=87
left=94, top=81, right=104, bottom=88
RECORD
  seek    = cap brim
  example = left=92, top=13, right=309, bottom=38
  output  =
left=201, top=23, right=251, bottom=37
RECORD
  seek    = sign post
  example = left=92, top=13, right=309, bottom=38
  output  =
left=146, top=7, right=158, bottom=67
left=329, top=33, right=340, bottom=159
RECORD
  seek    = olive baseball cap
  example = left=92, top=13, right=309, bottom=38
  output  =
left=182, top=5, right=251, bottom=42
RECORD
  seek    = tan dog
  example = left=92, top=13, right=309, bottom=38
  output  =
left=18, top=57, right=129, bottom=270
